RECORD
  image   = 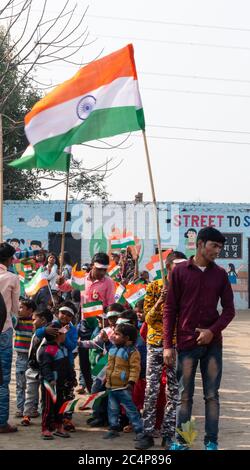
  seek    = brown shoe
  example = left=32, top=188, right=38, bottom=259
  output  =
left=0, top=423, right=18, bottom=433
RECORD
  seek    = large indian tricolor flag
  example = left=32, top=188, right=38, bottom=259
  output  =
left=10, top=145, right=71, bottom=172
left=23, top=44, right=145, bottom=167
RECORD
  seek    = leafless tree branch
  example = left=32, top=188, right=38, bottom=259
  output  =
left=0, top=0, right=97, bottom=102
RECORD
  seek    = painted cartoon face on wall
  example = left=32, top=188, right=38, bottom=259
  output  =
left=7, top=238, right=25, bottom=251
left=30, top=240, right=42, bottom=250
left=184, top=228, right=197, bottom=258
left=185, top=229, right=197, bottom=242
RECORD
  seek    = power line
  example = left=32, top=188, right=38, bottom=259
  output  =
left=139, top=71, right=250, bottom=84
left=133, top=134, right=250, bottom=145
left=148, top=124, right=250, bottom=135
left=100, top=34, right=250, bottom=52
left=143, top=87, right=250, bottom=99
left=88, top=14, right=250, bottom=34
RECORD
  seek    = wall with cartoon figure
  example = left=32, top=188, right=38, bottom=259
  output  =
left=3, top=200, right=73, bottom=255
left=170, top=202, right=250, bottom=310
left=184, top=228, right=197, bottom=258
left=4, top=200, right=250, bottom=310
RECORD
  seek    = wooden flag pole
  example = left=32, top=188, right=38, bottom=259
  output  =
left=142, top=130, right=166, bottom=286
left=60, top=153, right=71, bottom=275
left=0, top=114, right=3, bottom=243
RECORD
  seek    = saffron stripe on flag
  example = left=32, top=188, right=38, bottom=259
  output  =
left=82, top=301, right=103, bottom=319
left=23, top=44, right=145, bottom=168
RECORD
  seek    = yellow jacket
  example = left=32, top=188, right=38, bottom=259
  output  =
left=144, top=279, right=164, bottom=347
left=106, top=345, right=141, bottom=389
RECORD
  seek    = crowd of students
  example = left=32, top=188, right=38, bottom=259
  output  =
left=0, top=226, right=235, bottom=450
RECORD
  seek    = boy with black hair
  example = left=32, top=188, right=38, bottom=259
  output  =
left=38, top=326, right=74, bottom=440
left=103, top=323, right=144, bottom=441
left=58, top=251, right=115, bottom=308
left=117, top=309, right=147, bottom=431
left=13, top=299, right=37, bottom=418
left=164, top=226, right=235, bottom=450
left=21, top=309, right=53, bottom=426
left=36, top=300, right=78, bottom=432
left=136, top=250, right=187, bottom=450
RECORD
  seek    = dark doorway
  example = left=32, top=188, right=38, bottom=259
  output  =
left=48, top=232, right=81, bottom=266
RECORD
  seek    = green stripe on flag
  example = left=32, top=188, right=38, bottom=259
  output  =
left=92, top=354, right=108, bottom=377
left=9, top=146, right=71, bottom=172
left=30, top=107, right=145, bottom=166
left=83, top=301, right=103, bottom=308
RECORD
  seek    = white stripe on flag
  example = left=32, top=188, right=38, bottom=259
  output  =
left=26, top=77, right=141, bottom=146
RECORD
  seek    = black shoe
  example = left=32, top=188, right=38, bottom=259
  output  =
left=103, top=430, right=120, bottom=440
left=134, top=434, right=154, bottom=450
left=161, top=436, right=173, bottom=449
left=89, top=418, right=106, bottom=427
left=86, top=416, right=95, bottom=425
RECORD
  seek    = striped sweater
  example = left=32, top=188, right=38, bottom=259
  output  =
left=13, top=316, right=33, bottom=353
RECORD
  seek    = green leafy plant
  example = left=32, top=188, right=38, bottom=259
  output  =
left=176, top=419, right=198, bottom=448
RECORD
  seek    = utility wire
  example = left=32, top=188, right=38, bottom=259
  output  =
left=133, top=134, right=250, bottom=145
left=87, top=14, right=250, bottom=34
left=100, top=34, right=250, bottom=52
left=148, top=124, right=250, bottom=135
left=139, top=71, right=250, bottom=84
left=142, top=87, right=250, bottom=99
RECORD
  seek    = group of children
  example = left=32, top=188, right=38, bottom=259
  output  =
left=13, top=298, right=78, bottom=439
left=12, top=297, right=173, bottom=447
left=10, top=248, right=189, bottom=449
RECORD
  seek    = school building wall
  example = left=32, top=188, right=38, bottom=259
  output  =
left=3, top=200, right=250, bottom=310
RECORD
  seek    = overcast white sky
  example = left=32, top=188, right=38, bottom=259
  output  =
left=6, top=0, right=250, bottom=203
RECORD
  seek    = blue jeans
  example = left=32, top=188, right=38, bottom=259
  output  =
left=16, top=352, right=29, bottom=412
left=176, top=344, right=222, bottom=445
left=0, top=328, right=13, bottom=427
left=92, top=378, right=107, bottom=421
left=108, top=388, right=143, bottom=433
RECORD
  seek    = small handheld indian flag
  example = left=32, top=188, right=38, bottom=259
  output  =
left=124, top=284, right=146, bottom=308
left=59, top=390, right=108, bottom=414
left=21, top=44, right=144, bottom=168
left=71, top=267, right=85, bottom=291
left=114, top=284, right=126, bottom=305
left=111, top=236, right=135, bottom=250
left=25, top=267, right=48, bottom=296
left=44, top=380, right=57, bottom=404
left=92, top=354, right=108, bottom=385
left=82, top=301, right=103, bottom=319
left=146, top=250, right=172, bottom=280
left=107, top=262, right=120, bottom=280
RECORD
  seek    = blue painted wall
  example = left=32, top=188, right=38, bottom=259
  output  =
left=4, top=200, right=250, bottom=309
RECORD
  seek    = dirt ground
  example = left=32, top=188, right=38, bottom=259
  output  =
left=0, top=310, right=249, bottom=450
